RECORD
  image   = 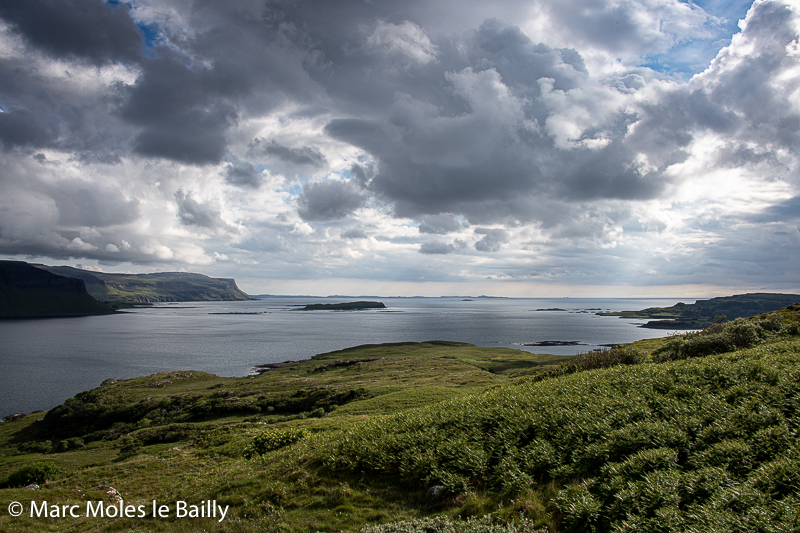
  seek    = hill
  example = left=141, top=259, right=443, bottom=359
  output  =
left=35, top=265, right=252, bottom=308
left=1, top=307, right=799, bottom=531
left=0, top=261, right=114, bottom=318
left=598, top=292, right=800, bottom=329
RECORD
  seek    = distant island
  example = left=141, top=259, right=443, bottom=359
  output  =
left=0, top=261, right=114, bottom=318
left=598, top=292, right=800, bottom=329
left=37, top=264, right=252, bottom=308
left=298, top=301, right=386, bottom=311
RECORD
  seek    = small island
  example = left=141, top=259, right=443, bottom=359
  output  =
left=298, top=301, right=386, bottom=311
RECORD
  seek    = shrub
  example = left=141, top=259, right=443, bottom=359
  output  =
left=117, top=436, right=141, bottom=459
left=7, top=462, right=68, bottom=487
left=244, top=428, right=308, bottom=458
left=653, top=318, right=773, bottom=362
left=549, top=346, right=646, bottom=377
left=18, top=440, right=52, bottom=454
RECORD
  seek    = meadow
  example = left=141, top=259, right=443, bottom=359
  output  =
left=1, top=306, right=799, bottom=532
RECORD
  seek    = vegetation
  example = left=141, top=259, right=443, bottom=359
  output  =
left=598, top=292, right=800, bottom=329
left=300, top=301, right=387, bottom=311
left=6, top=462, right=68, bottom=487
left=36, top=264, right=252, bottom=308
left=1, top=308, right=799, bottom=531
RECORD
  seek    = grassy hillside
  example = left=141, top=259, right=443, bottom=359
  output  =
left=36, top=265, right=252, bottom=307
left=598, top=292, right=800, bottom=329
left=1, top=309, right=799, bottom=532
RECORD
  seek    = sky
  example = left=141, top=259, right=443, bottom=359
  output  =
left=0, top=0, right=798, bottom=298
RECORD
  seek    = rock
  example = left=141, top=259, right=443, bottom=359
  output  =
left=428, top=485, right=445, bottom=497
left=24, top=484, right=40, bottom=490
left=98, top=485, right=123, bottom=502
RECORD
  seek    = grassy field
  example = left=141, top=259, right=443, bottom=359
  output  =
left=1, top=308, right=799, bottom=532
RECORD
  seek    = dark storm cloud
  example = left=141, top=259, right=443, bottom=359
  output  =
left=249, top=139, right=327, bottom=168
left=0, top=54, right=134, bottom=155
left=116, top=3, right=324, bottom=166
left=0, top=0, right=143, bottom=65
left=0, top=108, right=60, bottom=148
left=121, top=52, right=238, bottom=165
left=296, top=181, right=366, bottom=222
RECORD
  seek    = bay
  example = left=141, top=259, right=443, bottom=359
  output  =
left=0, top=296, right=687, bottom=417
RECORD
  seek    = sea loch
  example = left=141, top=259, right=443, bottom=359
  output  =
left=0, top=296, right=686, bottom=417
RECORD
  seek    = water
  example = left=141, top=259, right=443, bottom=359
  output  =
left=0, top=296, right=688, bottom=417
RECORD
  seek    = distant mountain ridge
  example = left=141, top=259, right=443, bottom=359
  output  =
left=36, top=265, right=252, bottom=307
left=0, top=261, right=114, bottom=318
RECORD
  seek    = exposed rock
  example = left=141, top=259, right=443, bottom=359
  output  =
left=428, top=485, right=445, bottom=497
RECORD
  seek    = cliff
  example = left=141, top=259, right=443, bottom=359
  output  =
left=36, top=265, right=252, bottom=307
left=0, top=261, right=115, bottom=318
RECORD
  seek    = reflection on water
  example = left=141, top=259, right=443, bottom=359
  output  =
left=0, top=296, right=688, bottom=416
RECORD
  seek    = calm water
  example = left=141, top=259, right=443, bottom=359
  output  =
left=0, top=296, right=689, bottom=417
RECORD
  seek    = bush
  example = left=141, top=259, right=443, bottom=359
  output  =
left=117, top=436, right=141, bottom=458
left=244, top=428, right=308, bottom=458
left=653, top=317, right=777, bottom=362
left=549, top=346, right=646, bottom=377
left=7, top=462, right=68, bottom=487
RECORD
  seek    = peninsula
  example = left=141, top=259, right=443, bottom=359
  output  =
left=0, top=261, right=114, bottom=318
left=598, top=292, right=800, bottom=329
left=36, top=264, right=252, bottom=308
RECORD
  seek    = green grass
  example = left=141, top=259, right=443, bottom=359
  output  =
left=2, top=309, right=799, bottom=532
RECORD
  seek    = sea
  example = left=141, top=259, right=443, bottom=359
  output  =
left=0, top=296, right=692, bottom=417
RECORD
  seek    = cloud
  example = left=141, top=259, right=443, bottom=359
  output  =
left=249, top=138, right=327, bottom=168
left=0, top=0, right=143, bottom=65
left=419, top=239, right=467, bottom=254
left=341, top=227, right=369, bottom=239
left=0, top=0, right=798, bottom=295
left=224, top=160, right=262, bottom=188
left=52, top=181, right=140, bottom=228
left=474, top=228, right=509, bottom=252
left=364, top=20, right=439, bottom=68
left=0, top=108, right=60, bottom=149
left=174, top=190, right=237, bottom=234
left=296, top=181, right=366, bottom=221
left=418, top=214, right=464, bottom=234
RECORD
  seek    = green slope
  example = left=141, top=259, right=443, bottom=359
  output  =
left=36, top=265, right=252, bottom=307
